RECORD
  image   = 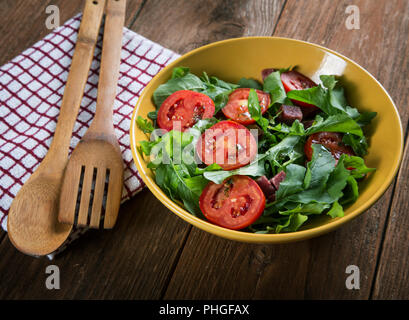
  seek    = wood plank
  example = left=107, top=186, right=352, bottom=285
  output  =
left=372, top=134, right=409, bottom=299
left=164, top=0, right=408, bottom=299
left=0, top=189, right=191, bottom=299
left=0, top=0, right=144, bottom=66
left=130, top=0, right=285, bottom=54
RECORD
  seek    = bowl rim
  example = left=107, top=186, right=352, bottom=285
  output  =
left=130, top=36, right=404, bottom=243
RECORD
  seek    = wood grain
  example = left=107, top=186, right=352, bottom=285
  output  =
left=0, top=0, right=144, bottom=66
left=131, top=0, right=285, bottom=54
left=372, top=135, right=409, bottom=299
left=164, top=0, right=409, bottom=299
left=0, top=189, right=191, bottom=299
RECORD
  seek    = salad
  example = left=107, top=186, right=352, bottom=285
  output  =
left=137, top=66, right=376, bottom=233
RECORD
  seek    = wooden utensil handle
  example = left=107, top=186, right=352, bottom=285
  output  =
left=88, top=0, right=126, bottom=133
left=48, top=0, right=106, bottom=160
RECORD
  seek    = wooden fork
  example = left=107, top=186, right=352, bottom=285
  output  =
left=58, top=0, right=126, bottom=229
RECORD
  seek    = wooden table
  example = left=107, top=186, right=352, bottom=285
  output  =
left=0, top=0, right=408, bottom=300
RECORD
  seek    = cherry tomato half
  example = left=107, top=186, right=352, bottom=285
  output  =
left=222, top=88, right=270, bottom=125
left=196, top=120, right=257, bottom=171
left=199, top=175, right=266, bottom=230
left=157, top=90, right=215, bottom=131
left=304, top=132, right=355, bottom=161
left=281, top=70, right=319, bottom=110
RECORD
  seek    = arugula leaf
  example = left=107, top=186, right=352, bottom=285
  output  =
left=270, top=120, right=306, bottom=136
left=184, top=175, right=210, bottom=197
left=278, top=203, right=330, bottom=215
left=326, top=155, right=350, bottom=199
left=155, top=161, right=203, bottom=216
left=147, top=110, right=158, bottom=121
left=320, top=75, right=338, bottom=90
left=203, top=157, right=265, bottom=184
left=343, top=154, right=376, bottom=178
left=356, top=111, right=377, bottom=126
left=153, top=73, right=206, bottom=107
left=213, top=89, right=234, bottom=113
left=264, top=135, right=303, bottom=168
left=263, top=71, right=288, bottom=105
left=191, top=118, right=218, bottom=132
left=139, top=140, right=159, bottom=156
left=275, top=164, right=306, bottom=200
left=287, top=85, right=332, bottom=113
left=306, top=114, right=363, bottom=137
left=248, top=89, right=269, bottom=131
left=340, top=176, right=359, bottom=205
left=327, top=201, right=344, bottom=218
left=275, top=213, right=308, bottom=233
left=194, top=163, right=223, bottom=174
left=342, top=133, right=369, bottom=157
left=171, top=66, right=191, bottom=79
left=238, top=77, right=263, bottom=90
left=200, top=73, right=238, bottom=102
left=303, top=144, right=336, bottom=190
left=136, top=116, right=154, bottom=133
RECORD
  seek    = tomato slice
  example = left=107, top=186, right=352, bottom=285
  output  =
left=157, top=90, right=215, bottom=131
left=196, top=120, right=257, bottom=171
left=222, top=88, right=270, bottom=125
left=304, top=132, right=355, bottom=161
left=199, top=175, right=266, bottom=230
left=281, top=70, right=319, bottom=110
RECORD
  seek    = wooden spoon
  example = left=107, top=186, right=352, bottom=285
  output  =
left=58, top=0, right=126, bottom=229
left=7, top=0, right=106, bottom=256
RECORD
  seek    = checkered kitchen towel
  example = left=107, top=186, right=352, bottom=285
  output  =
left=0, top=14, right=179, bottom=257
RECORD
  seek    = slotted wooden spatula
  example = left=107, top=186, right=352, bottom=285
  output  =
left=58, top=0, right=126, bottom=229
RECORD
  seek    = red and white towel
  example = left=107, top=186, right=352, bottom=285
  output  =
left=0, top=14, right=179, bottom=258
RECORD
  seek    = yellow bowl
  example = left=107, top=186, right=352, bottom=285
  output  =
left=130, top=37, right=403, bottom=244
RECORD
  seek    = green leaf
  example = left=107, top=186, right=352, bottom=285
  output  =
left=343, top=154, right=376, bottom=178
left=171, top=66, right=191, bottom=79
left=194, top=163, right=223, bottom=174
left=341, top=176, right=359, bottom=205
left=278, top=203, right=330, bottom=215
left=184, top=175, right=210, bottom=197
left=275, top=164, right=306, bottom=200
left=264, top=135, right=303, bottom=168
left=275, top=213, right=308, bottom=233
left=153, top=73, right=206, bottom=107
left=320, top=75, right=337, bottom=90
left=191, top=118, right=218, bottom=133
left=203, top=158, right=265, bottom=184
left=213, top=89, right=234, bottom=113
left=270, top=120, right=306, bottom=136
left=356, top=111, right=377, bottom=127
left=326, top=154, right=350, bottom=199
left=139, top=140, right=158, bottom=155
left=342, top=133, right=369, bottom=157
left=304, top=144, right=336, bottom=190
left=287, top=85, right=332, bottom=113
left=147, top=110, right=158, bottom=121
left=306, top=114, right=363, bottom=137
left=136, top=116, right=154, bottom=133
left=248, top=88, right=269, bottom=131
left=327, top=201, right=344, bottom=218
left=238, top=77, right=263, bottom=90
left=263, top=71, right=288, bottom=105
